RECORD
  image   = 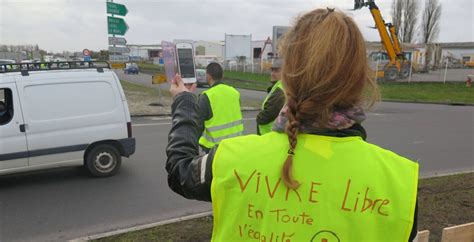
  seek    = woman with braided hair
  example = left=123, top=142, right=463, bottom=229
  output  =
left=166, top=8, right=418, bottom=241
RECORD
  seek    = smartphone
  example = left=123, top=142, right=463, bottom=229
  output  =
left=175, top=42, right=197, bottom=84
left=161, top=41, right=178, bottom=83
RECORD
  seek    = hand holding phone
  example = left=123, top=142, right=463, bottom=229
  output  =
left=170, top=74, right=196, bottom=98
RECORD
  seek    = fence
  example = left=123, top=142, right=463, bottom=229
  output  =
left=371, top=60, right=474, bottom=83
left=414, top=222, right=474, bottom=242
left=222, top=58, right=474, bottom=83
left=223, top=59, right=272, bottom=74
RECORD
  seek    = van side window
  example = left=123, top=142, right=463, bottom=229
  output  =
left=0, top=88, right=14, bottom=125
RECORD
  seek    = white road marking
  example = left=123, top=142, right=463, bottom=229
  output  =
left=368, top=113, right=386, bottom=116
left=133, top=117, right=256, bottom=127
left=133, top=123, right=170, bottom=127
left=150, top=117, right=171, bottom=121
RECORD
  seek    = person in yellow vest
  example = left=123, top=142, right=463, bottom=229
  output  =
left=167, top=8, right=418, bottom=242
left=197, top=62, right=244, bottom=153
left=257, top=59, right=285, bottom=135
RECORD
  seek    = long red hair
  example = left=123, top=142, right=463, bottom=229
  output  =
left=279, top=8, right=380, bottom=189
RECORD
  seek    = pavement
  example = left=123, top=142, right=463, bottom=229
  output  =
left=367, top=65, right=474, bottom=82
left=0, top=102, right=472, bottom=241
left=408, top=68, right=474, bottom=82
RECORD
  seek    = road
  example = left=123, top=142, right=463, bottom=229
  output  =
left=0, top=103, right=472, bottom=241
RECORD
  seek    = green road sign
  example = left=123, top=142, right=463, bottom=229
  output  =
left=108, top=16, right=128, bottom=35
left=107, top=2, right=128, bottom=16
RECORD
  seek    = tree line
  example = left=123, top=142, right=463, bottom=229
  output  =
left=391, top=0, right=442, bottom=68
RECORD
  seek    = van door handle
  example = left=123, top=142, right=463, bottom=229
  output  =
left=19, top=124, right=26, bottom=132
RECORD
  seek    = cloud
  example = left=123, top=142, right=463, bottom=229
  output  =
left=0, top=0, right=472, bottom=52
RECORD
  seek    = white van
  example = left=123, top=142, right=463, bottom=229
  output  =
left=0, top=62, right=135, bottom=177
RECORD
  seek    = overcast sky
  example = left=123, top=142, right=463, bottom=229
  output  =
left=0, top=0, right=473, bottom=53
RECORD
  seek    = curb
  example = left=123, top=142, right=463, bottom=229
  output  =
left=382, top=99, right=474, bottom=106
left=129, top=99, right=473, bottom=118
left=130, top=107, right=260, bottom=117
left=419, top=170, right=474, bottom=179
left=131, top=113, right=171, bottom=117
left=69, top=211, right=213, bottom=242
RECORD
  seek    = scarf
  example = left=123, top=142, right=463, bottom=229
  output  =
left=273, top=105, right=366, bottom=133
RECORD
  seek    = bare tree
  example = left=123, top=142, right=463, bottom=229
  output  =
left=421, top=0, right=442, bottom=69
left=421, top=0, right=442, bottom=44
left=403, top=0, right=418, bottom=43
left=392, top=0, right=404, bottom=38
left=391, top=0, right=419, bottom=43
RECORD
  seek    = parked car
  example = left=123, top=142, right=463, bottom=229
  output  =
left=0, top=62, right=135, bottom=177
left=124, top=63, right=139, bottom=74
left=196, top=69, right=208, bottom=87
left=0, top=59, right=16, bottom=72
left=0, top=59, right=15, bottom=65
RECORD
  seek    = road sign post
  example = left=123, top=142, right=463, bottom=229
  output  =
left=108, top=16, right=128, bottom=35
left=110, top=63, right=125, bottom=69
left=83, top=49, right=91, bottom=61
left=108, top=46, right=130, bottom=54
left=107, top=1, right=129, bottom=65
left=109, top=55, right=130, bottom=62
left=106, top=2, right=128, bottom=16
left=152, top=75, right=167, bottom=106
left=108, top=37, right=127, bottom=45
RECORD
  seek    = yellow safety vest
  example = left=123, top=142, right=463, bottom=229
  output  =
left=258, top=80, right=284, bottom=135
left=199, top=84, right=244, bottom=149
left=211, top=132, right=418, bottom=241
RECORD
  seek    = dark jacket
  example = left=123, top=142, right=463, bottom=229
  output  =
left=166, top=92, right=418, bottom=241
left=256, top=81, right=285, bottom=135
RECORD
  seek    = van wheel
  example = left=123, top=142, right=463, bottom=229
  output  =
left=85, top=144, right=121, bottom=177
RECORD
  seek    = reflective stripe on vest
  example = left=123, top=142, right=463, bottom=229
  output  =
left=199, top=84, right=244, bottom=149
left=202, top=130, right=243, bottom=143
left=258, top=80, right=283, bottom=135
left=211, top=132, right=418, bottom=241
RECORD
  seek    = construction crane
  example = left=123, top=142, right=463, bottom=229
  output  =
left=259, top=37, right=272, bottom=59
left=386, top=23, right=404, bottom=58
left=259, top=37, right=273, bottom=71
left=355, top=0, right=411, bottom=81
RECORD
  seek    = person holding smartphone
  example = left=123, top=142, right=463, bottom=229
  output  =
left=168, top=8, right=418, bottom=241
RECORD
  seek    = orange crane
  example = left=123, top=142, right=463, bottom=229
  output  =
left=355, top=0, right=411, bottom=81
left=259, top=37, right=272, bottom=59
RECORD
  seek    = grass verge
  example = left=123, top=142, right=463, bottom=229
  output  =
left=135, top=66, right=474, bottom=104
left=120, top=80, right=172, bottom=115
left=120, top=80, right=164, bottom=96
left=379, top=82, right=473, bottom=104
left=225, top=73, right=473, bottom=104
left=138, top=63, right=164, bottom=75
left=93, top=172, right=474, bottom=242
